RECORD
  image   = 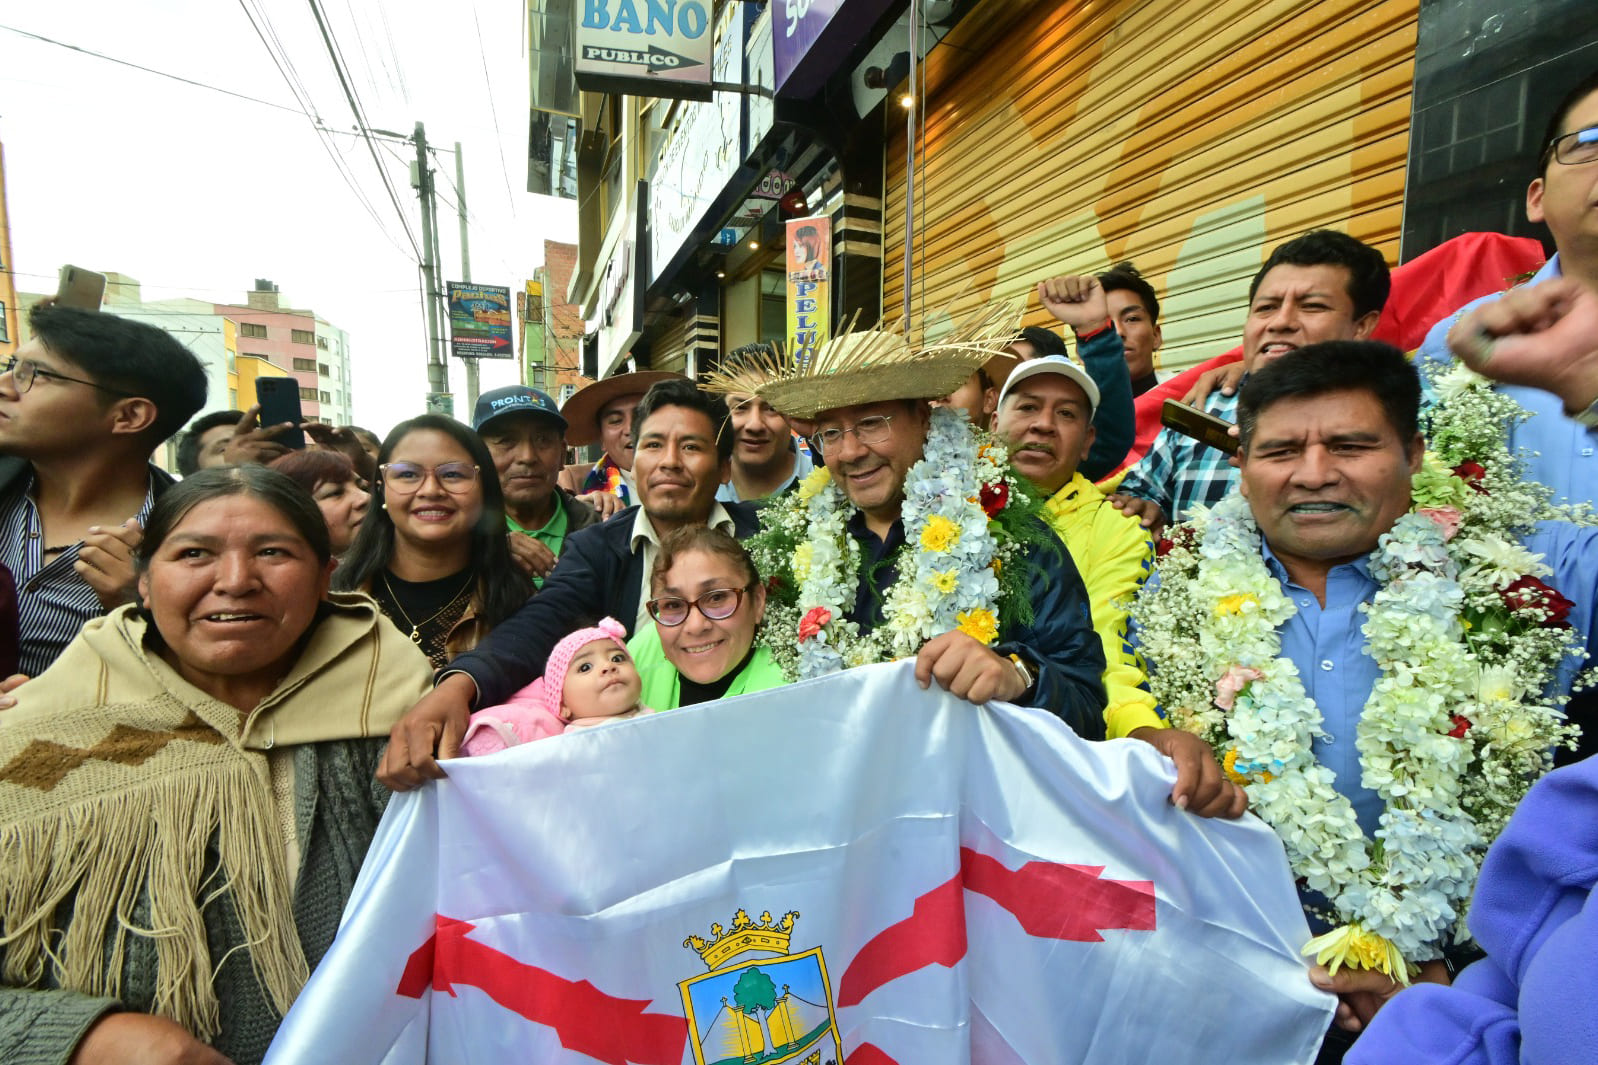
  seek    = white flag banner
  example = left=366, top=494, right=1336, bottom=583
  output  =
left=266, top=662, right=1333, bottom=1065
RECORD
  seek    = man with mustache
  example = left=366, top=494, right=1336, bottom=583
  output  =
left=1111, top=230, right=1390, bottom=533
left=993, top=355, right=1243, bottom=816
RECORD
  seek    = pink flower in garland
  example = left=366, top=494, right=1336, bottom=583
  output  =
left=798, top=606, right=832, bottom=643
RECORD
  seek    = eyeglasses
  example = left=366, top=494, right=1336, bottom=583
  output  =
left=809, top=414, right=895, bottom=455
left=646, top=585, right=753, bottom=627
left=1, top=356, right=134, bottom=397
left=1543, top=125, right=1598, bottom=167
left=379, top=461, right=480, bottom=494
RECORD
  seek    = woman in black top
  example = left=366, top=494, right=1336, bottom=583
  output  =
left=334, top=415, right=533, bottom=668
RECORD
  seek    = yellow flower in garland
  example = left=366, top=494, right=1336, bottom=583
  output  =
left=792, top=542, right=814, bottom=583
left=1215, top=593, right=1258, bottom=617
left=1303, top=923, right=1415, bottom=984
left=956, top=607, right=999, bottom=645
left=1223, top=748, right=1273, bottom=785
left=931, top=569, right=959, bottom=594
left=797, top=467, right=832, bottom=501
left=921, top=514, right=961, bottom=552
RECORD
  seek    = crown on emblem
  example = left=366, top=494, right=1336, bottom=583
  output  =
left=683, top=908, right=800, bottom=971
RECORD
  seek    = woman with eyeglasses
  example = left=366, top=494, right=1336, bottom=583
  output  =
left=333, top=415, right=534, bottom=669
left=627, top=525, right=784, bottom=709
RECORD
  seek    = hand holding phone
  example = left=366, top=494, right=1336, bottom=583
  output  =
left=253, top=379, right=307, bottom=450
left=56, top=265, right=107, bottom=311
left=1161, top=399, right=1240, bottom=456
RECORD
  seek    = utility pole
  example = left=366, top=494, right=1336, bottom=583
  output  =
left=412, top=121, right=449, bottom=415
left=455, top=141, right=479, bottom=410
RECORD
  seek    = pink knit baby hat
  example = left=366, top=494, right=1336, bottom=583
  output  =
left=542, top=617, right=630, bottom=716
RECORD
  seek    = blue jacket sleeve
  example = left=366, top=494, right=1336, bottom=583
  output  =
left=1077, top=327, right=1134, bottom=482
left=444, top=524, right=615, bottom=707
left=995, top=521, right=1107, bottom=740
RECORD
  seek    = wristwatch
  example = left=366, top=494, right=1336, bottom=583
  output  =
left=1008, top=653, right=1036, bottom=694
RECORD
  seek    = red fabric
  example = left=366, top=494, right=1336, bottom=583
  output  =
left=1104, top=232, right=1548, bottom=479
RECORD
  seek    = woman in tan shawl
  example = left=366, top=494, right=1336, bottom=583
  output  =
left=0, top=466, right=432, bottom=1065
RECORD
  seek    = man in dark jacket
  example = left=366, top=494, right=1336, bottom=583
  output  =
left=0, top=304, right=204, bottom=676
left=381, top=379, right=758, bottom=788
left=473, top=385, right=601, bottom=588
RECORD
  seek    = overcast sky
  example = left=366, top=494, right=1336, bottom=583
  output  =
left=1, top=0, right=577, bottom=435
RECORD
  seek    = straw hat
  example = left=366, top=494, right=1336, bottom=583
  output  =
left=705, top=304, right=1022, bottom=421
left=560, top=371, right=684, bottom=447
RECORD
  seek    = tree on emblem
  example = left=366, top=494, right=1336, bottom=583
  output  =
left=733, top=966, right=779, bottom=1056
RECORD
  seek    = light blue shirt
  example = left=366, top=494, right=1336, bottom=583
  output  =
left=1418, top=254, right=1598, bottom=510
left=1139, top=520, right=1598, bottom=837
left=715, top=439, right=814, bottom=503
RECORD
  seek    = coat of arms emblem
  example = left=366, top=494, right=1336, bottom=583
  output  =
left=679, top=909, right=841, bottom=1065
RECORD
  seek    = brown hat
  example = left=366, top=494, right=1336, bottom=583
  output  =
left=559, top=371, right=684, bottom=447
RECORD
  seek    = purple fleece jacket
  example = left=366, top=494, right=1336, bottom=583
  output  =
left=1349, top=755, right=1598, bottom=1064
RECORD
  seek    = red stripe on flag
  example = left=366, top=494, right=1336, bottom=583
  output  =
left=845, top=1043, right=903, bottom=1065
left=960, top=848, right=1156, bottom=941
left=396, top=915, right=686, bottom=1065
left=838, top=848, right=1156, bottom=1008
left=836, top=872, right=965, bottom=1008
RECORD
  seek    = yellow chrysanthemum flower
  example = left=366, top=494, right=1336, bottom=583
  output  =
left=796, top=467, right=832, bottom=501
left=1303, top=924, right=1414, bottom=983
left=931, top=570, right=959, bottom=594
left=921, top=515, right=961, bottom=552
left=956, top=607, right=999, bottom=645
left=1215, top=593, right=1258, bottom=617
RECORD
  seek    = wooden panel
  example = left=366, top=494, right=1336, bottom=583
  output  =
left=884, top=0, right=1419, bottom=371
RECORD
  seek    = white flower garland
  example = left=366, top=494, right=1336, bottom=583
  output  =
left=1133, top=363, right=1586, bottom=978
left=757, top=405, right=1029, bottom=680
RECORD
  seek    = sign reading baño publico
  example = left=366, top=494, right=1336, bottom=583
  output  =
left=576, top=0, right=713, bottom=100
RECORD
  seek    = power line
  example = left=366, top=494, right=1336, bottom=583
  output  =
left=472, top=9, right=519, bottom=222
left=305, top=0, right=422, bottom=261
left=0, top=22, right=304, bottom=115
left=232, top=0, right=415, bottom=261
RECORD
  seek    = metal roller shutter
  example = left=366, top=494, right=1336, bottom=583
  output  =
left=884, top=0, right=1417, bottom=370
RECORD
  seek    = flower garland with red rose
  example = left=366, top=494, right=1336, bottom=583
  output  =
left=1134, top=363, right=1589, bottom=982
left=747, top=405, right=1045, bottom=681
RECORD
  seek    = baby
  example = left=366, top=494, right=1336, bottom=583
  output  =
left=461, top=617, right=650, bottom=755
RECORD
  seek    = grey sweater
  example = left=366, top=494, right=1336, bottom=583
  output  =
left=0, top=737, right=390, bottom=1065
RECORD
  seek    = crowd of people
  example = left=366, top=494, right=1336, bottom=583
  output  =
left=0, top=68, right=1596, bottom=1065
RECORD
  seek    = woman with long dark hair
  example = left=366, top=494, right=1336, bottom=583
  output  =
left=334, top=414, right=534, bottom=668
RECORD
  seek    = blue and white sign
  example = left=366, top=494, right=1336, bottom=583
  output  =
left=575, top=0, right=714, bottom=99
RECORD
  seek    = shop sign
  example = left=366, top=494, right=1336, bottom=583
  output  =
left=648, top=4, right=744, bottom=283
left=774, top=0, right=898, bottom=96
left=576, top=0, right=714, bottom=99
left=786, top=215, right=831, bottom=368
left=445, top=282, right=514, bottom=359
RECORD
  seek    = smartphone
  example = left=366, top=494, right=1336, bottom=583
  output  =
left=255, top=378, right=307, bottom=450
left=56, top=265, right=107, bottom=310
left=1161, top=399, right=1240, bottom=456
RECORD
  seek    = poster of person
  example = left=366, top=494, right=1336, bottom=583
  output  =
left=785, top=215, right=830, bottom=370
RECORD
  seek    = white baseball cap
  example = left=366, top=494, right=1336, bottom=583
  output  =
left=995, top=355, right=1100, bottom=419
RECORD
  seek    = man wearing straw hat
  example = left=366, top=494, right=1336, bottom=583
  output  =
left=706, top=309, right=1111, bottom=739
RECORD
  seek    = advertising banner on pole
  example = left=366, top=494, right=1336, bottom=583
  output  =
left=785, top=215, right=831, bottom=369
left=445, top=282, right=514, bottom=359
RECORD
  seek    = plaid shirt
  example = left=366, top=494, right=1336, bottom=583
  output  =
left=0, top=469, right=157, bottom=676
left=1117, top=389, right=1242, bottom=522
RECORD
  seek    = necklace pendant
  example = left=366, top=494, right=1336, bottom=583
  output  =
left=409, top=627, right=422, bottom=643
